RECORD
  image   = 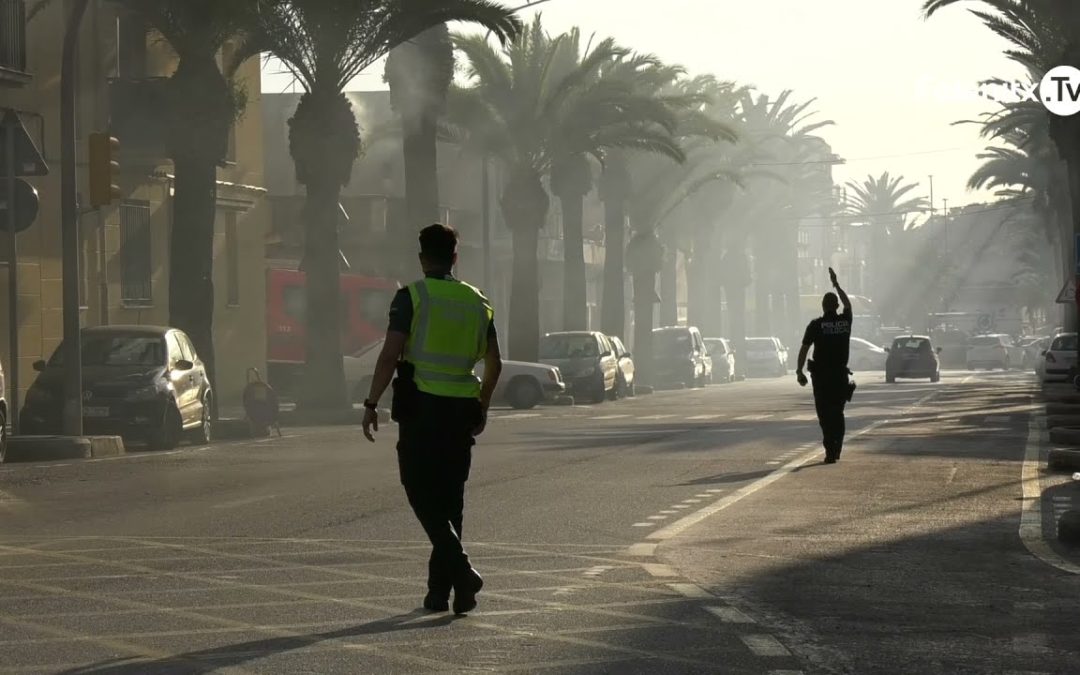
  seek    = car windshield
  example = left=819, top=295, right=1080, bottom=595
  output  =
left=970, top=336, right=1001, bottom=347
left=893, top=338, right=931, bottom=352
left=653, top=331, right=692, bottom=355
left=747, top=339, right=776, bottom=351
left=705, top=340, right=726, bottom=355
left=1051, top=335, right=1078, bottom=351
left=540, top=335, right=597, bottom=359
left=49, top=334, right=166, bottom=367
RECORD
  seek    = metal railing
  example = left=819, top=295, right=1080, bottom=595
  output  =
left=0, top=0, right=27, bottom=73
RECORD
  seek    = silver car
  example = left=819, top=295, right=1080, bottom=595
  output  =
left=704, top=338, right=736, bottom=383
left=539, top=332, right=619, bottom=403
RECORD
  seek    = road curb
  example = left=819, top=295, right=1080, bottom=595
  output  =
left=5, top=435, right=125, bottom=463
left=277, top=407, right=390, bottom=427
left=1048, top=426, right=1080, bottom=447
left=1048, top=448, right=1080, bottom=472
left=1059, top=510, right=1080, bottom=546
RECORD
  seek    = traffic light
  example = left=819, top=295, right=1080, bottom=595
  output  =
left=87, top=133, right=120, bottom=208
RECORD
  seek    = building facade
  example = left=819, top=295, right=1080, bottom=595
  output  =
left=0, top=0, right=268, bottom=410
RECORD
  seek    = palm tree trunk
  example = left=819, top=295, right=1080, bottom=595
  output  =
left=601, top=196, right=627, bottom=338
left=510, top=225, right=540, bottom=361
left=660, top=247, right=677, bottom=326
left=501, top=166, right=548, bottom=363
left=402, top=110, right=440, bottom=230
left=300, top=182, right=348, bottom=409
left=169, top=153, right=218, bottom=416
left=728, top=282, right=747, bottom=379
left=560, top=193, right=588, bottom=331
left=754, top=264, right=770, bottom=336
left=632, top=272, right=656, bottom=384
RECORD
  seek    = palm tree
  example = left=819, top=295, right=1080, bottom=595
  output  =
left=844, top=171, right=929, bottom=313
left=384, top=21, right=454, bottom=250
left=924, top=0, right=1080, bottom=325
left=257, top=0, right=520, bottom=410
left=32, top=0, right=261, bottom=417
left=449, top=18, right=685, bottom=360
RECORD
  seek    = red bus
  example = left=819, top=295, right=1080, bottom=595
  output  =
left=266, top=268, right=399, bottom=394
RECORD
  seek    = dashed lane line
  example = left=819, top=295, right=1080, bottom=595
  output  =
left=667, top=583, right=712, bottom=598
left=740, top=634, right=792, bottom=657
left=590, top=414, right=632, bottom=420
left=705, top=606, right=755, bottom=623
left=642, top=564, right=677, bottom=577
left=623, top=543, right=657, bottom=557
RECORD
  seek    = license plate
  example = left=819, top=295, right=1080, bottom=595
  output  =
left=83, top=406, right=110, bottom=418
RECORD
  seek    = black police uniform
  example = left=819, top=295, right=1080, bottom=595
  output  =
left=387, top=273, right=497, bottom=604
left=802, top=305, right=852, bottom=461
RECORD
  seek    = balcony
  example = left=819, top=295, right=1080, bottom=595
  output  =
left=0, top=0, right=28, bottom=85
left=107, top=76, right=169, bottom=160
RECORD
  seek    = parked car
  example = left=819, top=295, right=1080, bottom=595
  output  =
left=885, top=335, right=941, bottom=383
left=1018, top=336, right=1048, bottom=370
left=0, top=358, right=6, bottom=463
left=744, top=337, right=788, bottom=377
left=704, top=338, right=736, bottom=383
left=966, top=334, right=1023, bottom=370
left=651, top=326, right=711, bottom=387
left=930, top=328, right=970, bottom=369
left=21, top=326, right=213, bottom=449
left=849, top=337, right=888, bottom=371
left=1041, top=333, right=1078, bottom=384
left=539, top=331, right=618, bottom=403
left=609, top=335, right=636, bottom=398
left=1031, top=336, right=1053, bottom=376
left=344, top=339, right=566, bottom=409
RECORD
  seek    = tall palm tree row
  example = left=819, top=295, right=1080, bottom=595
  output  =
left=448, top=17, right=690, bottom=362
left=256, top=0, right=521, bottom=410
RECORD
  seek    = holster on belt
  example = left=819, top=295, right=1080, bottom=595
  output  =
left=391, top=361, right=419, bottom=423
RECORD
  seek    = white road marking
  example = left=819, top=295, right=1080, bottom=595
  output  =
left=740, top=634, right=791, bottom=657
left=642, top=563, right=677, bottom=577
left=497, top=413, right=542, bottom=419
left=1019, top=417, right=1080, bottom=575
left=682, top=499, right=701, bottom=504
left=767, top=461, right=782, bottom=466
left=623, top=543, right=657, bottom=557
left=734, top=414, right=773, bottom=422
left=706, top=489, right=725, bottom=493
left=640, top=414, right=676, bottom=420
left=647, top=515, right=668, bottom=520
left=671, top=504, right=691, bottom=509
left=591, top=414, right=631, bottom=420
left=668, top=583, right=712, bottom=598
left=694, top=493, right=713, bottom=498
left=1052, top=496, right=1071, bottom=502
left=631, top=522, right=654, bottom=527
left=659, top=510, right=678, bottom=515
left=212, top=495, right=277, bottom=509
left=687, top=414, right=721, bottom=420
left=648, top=418, right=892, bottom=541
left=946, top=467, right=958, bottom=484
left=705, top=605, right=755, bottom=623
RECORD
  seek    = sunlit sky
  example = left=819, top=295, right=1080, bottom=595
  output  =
left=261, top=0, right=1027, bottom=214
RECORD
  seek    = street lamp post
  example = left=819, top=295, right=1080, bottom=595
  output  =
left=60, top=0, right=91, bottom=436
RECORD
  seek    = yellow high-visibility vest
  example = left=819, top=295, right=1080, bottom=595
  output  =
left=404, top=277, right=493, bottom=398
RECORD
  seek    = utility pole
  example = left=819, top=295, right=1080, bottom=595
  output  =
left=61, top=0, right=91, bottom=436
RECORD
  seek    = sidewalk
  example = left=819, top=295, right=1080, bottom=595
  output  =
left=661, top=377, right=1080, bottom=675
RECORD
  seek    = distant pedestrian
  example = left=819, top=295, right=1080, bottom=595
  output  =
left=362, top=224, right=503, bottom=614
left=796, top=267, right=854, bottom=464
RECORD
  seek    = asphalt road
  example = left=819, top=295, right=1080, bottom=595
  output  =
left=0, top=369, right=1076, bottom=674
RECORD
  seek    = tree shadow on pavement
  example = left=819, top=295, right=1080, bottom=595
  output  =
left=56, top=610, right=458, bottom=674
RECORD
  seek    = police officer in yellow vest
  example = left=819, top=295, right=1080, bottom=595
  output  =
left=362, top=224, right=503, bottom=615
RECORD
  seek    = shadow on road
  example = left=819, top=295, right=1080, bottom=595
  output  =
left=56, top=609, right=458, bottom=674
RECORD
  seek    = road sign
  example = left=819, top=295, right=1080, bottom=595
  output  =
left=0, top=110, right=48, bottom=177
left=0, top=178, right=39, bottom=233
left=1057, top=278, right=1077, bottom=304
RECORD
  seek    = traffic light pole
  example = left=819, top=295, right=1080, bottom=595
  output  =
left=5, top=116, right=18, bottom=433
left=60, top=0, right=90, bottom=436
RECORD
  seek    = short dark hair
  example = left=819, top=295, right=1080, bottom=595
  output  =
left=822, top=292, right=839, bottom=311
left=419, top=223, right=458, bottom=265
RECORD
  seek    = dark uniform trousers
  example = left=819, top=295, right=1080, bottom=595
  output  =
left=811, top=369, right=848, bottom=460
left=396, top=391, right=482, bottom=597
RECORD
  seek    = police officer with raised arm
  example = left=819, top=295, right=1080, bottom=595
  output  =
left=796, top=267, right=853, bottom=464
left=362, top=224, right=503, bottom=615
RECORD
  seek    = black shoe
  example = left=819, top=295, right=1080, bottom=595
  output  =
left=453, top=568, right=484, bottom=615
left=824, top=456, right=837, bottom=464
left=423, top=592, right=449, bottom=612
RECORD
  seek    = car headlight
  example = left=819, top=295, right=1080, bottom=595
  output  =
left=126, top=384, right=164, bottom=401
